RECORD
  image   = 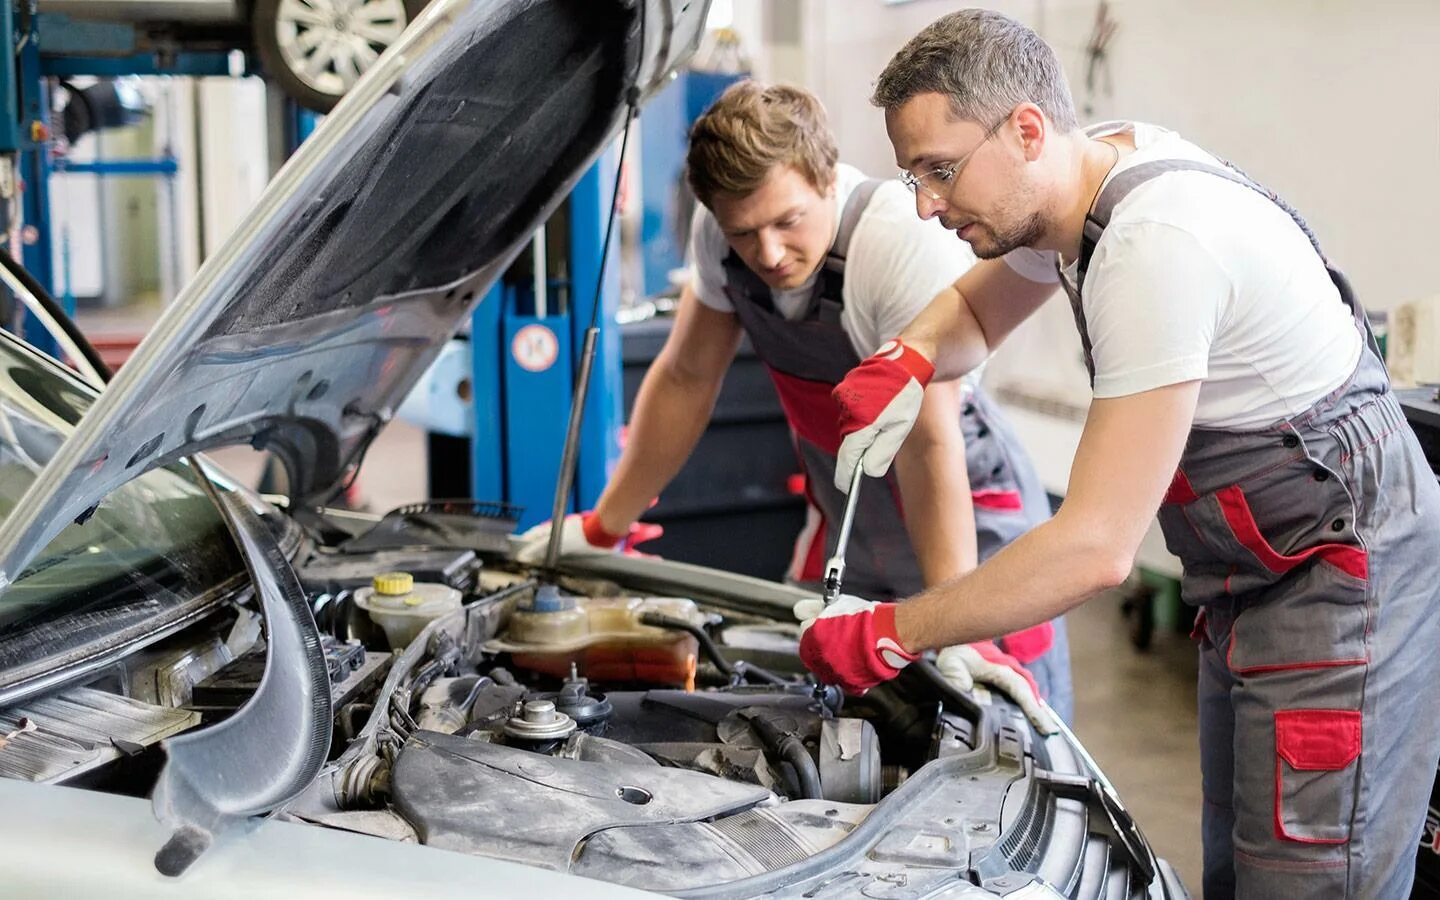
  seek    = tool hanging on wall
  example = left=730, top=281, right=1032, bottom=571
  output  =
left=1083, top=1, right=1119, bottom=118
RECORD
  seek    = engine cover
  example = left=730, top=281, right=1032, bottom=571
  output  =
left=390, top=730, right=771, bottom=870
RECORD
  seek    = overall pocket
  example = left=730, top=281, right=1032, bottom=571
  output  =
left=1157, top=450, right=1368, bottom=623
left=961, top=398, right=1020, bottom=504
left=1273, top=708, right=1362, bottom=844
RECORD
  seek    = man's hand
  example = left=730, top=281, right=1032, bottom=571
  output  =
left=833, top=339, right=934, bottom=491
left=792, top=594, right=919, bottom=694
left=514, top=513, right=662, bottom=564
left=936, top=642, right=1059, bottom=735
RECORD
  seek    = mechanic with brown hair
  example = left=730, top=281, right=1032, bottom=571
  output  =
left=519, top=79, right=1073, bottom=727
left=794, top=9, right=1440, bottom=898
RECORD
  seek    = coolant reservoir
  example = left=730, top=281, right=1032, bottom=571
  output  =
left=353, top=571, right=462, bottom=649
left=488, top=593, right=701, bottom=687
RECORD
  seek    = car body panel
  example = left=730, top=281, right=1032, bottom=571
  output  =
left=0, top=777, right=659, bottom=898
left=0, top=0, right=706, bottom=593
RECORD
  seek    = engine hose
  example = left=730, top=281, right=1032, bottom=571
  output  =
left=638, top=612, right=736, bottom=681
left=731, top=660, right=788, bottom=686
left=747, top=712, right=823, bottom=800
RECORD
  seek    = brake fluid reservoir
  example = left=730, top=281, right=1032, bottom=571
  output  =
left=353, top=571, right=462, bottom=649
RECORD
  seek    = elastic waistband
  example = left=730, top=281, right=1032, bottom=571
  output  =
left=1175, top=387, right=1403, bottom=494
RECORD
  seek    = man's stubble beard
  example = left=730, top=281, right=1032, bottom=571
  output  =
left=966, top=210, right=1048, bottom=259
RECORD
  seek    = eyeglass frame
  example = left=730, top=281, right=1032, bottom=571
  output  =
left=898, top=113, right=1011, bottom=202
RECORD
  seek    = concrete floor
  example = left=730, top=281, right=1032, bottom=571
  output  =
left=1066, top=592, right=1204, bottom=889
left=209, top=419, right=1206, bottom=892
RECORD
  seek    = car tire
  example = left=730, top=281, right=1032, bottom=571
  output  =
left=252, top=0, right=429, bottom=112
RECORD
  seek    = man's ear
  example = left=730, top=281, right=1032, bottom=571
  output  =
left=1013, top=104, right=1048, bottom=162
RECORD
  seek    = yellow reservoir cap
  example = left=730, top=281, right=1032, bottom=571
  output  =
left=373, top=572, right=415, bottom=596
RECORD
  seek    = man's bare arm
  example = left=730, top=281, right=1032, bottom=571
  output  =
left=891, top=380, right=977, bottom=586
left=902, top=259, right=1058, bottom=381
left=591, top=286, right=742, bottom=533
left=892, top=380, right=1201, bottom=650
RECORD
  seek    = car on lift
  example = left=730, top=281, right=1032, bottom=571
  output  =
left=40, top=0, right=428, bottom=110
left=0, top=0, right=1190, bottom=896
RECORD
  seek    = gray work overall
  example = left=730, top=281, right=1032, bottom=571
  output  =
left=1062, top=158, right=1440, bottom=898
left=721, top=179, right=1073, bottom=722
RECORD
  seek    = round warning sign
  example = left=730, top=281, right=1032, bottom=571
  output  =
left=512, top=323, right=560, bottom=373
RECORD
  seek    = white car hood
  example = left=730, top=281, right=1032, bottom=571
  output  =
left=0, top=0, right=707, bottom=591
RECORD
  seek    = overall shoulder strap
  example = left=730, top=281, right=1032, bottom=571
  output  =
left=829, top=178, right=885, bottom=267
left=816, top=178, right=885, bottom=308
left=1077, top=158, right=1329, bottom=294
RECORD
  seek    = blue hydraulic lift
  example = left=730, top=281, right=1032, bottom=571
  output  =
left=468, top=144, right=624, bottom=529
left=0, top=5, right=235, bottom=357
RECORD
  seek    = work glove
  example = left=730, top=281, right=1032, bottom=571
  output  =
left=833, top=339, right=934, bottom=492
left=936, top=641, right=1059, bottom=735
left=792, top=595, right=919, bottom=694
left=514, top=512, right=662, bottom=564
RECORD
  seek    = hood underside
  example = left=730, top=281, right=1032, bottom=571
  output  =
left=0, top=0, right=707, bottom=589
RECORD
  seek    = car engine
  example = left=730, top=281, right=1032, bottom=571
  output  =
left=0, top=502, right=1176, bottom=898
left=273, top=538, right=966, bottom=894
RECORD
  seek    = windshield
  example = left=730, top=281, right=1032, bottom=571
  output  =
left=0, top=336, right=246, bottom=692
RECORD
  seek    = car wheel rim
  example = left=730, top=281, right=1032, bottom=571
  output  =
left=274, top=0, right=408, bottom=99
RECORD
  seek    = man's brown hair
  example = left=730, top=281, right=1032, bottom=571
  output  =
left=686, top=80, right=839, bottom=208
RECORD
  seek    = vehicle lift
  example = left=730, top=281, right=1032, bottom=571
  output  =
left=0, top=0, right=244, bottom=359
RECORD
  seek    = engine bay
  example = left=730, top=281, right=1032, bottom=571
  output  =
left=276, top=542, right=988, bottom=893
left=0, top=503, right=1167, bottom=898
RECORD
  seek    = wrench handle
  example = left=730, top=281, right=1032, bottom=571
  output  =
left=821, top=463, right=865, bottom=605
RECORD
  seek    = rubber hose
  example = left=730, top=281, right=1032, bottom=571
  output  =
left=0, top=247, right=113, bottom=382
left=638, top=611, right=736, bottom=681
left=731, top=660, right=788, bottom=686
left=748, top=712, right=824, bottom=801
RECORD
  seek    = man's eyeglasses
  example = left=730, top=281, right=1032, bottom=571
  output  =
left=899, top=115, right=1009, bottom=201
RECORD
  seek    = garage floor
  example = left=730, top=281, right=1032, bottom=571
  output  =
left=209, top=420, right=1207, bottom=891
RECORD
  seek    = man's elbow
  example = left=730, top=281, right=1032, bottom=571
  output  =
left=1087, top=549, right=1135, bottom=593
left=1052, top=512, right=1138, bottom=593
left=654, top=353, right=720, bottom=394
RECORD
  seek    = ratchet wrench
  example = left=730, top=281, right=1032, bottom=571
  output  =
left=821, top=462, right=865, bottom=605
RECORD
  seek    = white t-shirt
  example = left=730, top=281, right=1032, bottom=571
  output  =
left=1004, top=122, right=1362, bottom=429
left=689, top=163, right=975, bottom=360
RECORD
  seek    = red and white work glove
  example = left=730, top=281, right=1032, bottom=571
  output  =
left=514, top=512, right=662, bottom=564
left=792, top=595, right=919, bottom=694
left=832, top=339, right=934, bottom=492
left=936, top=641, right=1059, bottom=735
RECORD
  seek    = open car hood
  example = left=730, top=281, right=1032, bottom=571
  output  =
left=0, top=0, right=707, bottom=589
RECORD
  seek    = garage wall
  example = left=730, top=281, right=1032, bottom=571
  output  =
left=753, top=0, right=1440, bottom=315
left=724, top=0, right=1439, bottom=516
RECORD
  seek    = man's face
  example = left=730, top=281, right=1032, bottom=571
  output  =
left=886, top=92, right=1045, bottom=259
left=710, top=165, right=837, bottom=291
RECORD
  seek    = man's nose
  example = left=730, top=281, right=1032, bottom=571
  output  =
left=915, top=190, right=945, bottom=221
left=757, top=230, right=786, bottom=269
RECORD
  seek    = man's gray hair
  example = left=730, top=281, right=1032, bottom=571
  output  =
left=872, top=9, right=1079, bottom=131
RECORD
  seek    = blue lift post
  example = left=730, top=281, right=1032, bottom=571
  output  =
left=17, top=3, right=57, bottom=356
left=469, top=142, right=625, bottom=529
left=637, top=69, right=743, bottom=297
left=4, top=9, right=234, bottom=354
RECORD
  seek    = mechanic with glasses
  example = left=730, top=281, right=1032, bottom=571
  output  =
left=795, top=9, right=1440, bottom=899
left=519, top=79, right=1072, bottom=729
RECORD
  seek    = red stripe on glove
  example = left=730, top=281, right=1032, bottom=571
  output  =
left=833, top=339, right=935, bottom=440
left=581, top=513, right=625, bottom=549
